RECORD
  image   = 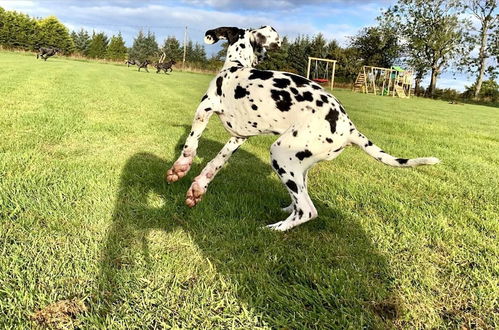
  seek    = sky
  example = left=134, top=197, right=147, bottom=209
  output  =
left=0, top=0, right=484, bottom=91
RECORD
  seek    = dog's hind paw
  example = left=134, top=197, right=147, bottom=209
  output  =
left=185, top=182, right=205, bottom=207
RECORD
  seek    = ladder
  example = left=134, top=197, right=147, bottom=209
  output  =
left=353, top=72, right=366, bottom=92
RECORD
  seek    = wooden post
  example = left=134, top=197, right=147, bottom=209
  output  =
left=381, top=69, right=386, bottom=96
left=331, top=61, right=336, bottom=90
left=388, top=69, right=392, bottom=97
left=363, top=66, right=368, bottom=94
left=393, top=71, right=397, bottom=97
left=306, top=57, right=312, bottom=80
left=371, top=67, right=376, bottom=95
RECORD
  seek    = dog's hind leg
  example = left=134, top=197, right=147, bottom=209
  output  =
left=267, top=118, right=346, bottom=231
left=185, top=136, right=247, bottom=207
left=166, top=101, right=216, bottom=183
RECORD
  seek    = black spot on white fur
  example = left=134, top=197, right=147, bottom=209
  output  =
left=235, top=85, right=249, bottom=99
left=271, top=89, right=293, bottom=112
left=249, top=70, right=273, bottom=80
left=325, top=109, right=339, bottom=134
left=286, top=180, right=298, bottom=193
left=273, top=78, right=291, bottom=89
left=283, top=73, right=310, bottom=87
left=296, top=149, right=312, bottom=160
left=216, top=76, right=223, bottom=96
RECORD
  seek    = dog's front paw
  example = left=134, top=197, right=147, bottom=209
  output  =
left=185, top=182, right=205, bottom=207
left=165, top=157, right=192, bottom=183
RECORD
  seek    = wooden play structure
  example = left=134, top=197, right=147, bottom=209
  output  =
left=353, top=65, right=413, bottom=98
left=306, top=57, right=337, bottom=90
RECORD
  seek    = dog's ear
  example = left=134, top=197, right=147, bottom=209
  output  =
left=204, top=27, right=245, bottom=45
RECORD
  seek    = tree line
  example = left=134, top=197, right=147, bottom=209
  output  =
left=1, top=1, right=497, bottom=102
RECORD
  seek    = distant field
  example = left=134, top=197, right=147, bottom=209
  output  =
left=0, top=51, right=498, bottom=328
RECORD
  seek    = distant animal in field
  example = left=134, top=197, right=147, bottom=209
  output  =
left=154, top=60, right=176, bottom=74
left=166, top=25, right=440, bottom=231
left=137, top=60, right=150, bottom=72
left=125, top=59, right=137, bottom=67
left=36, top=47, right=60, bottom=61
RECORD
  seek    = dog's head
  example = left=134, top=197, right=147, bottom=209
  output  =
left=204, top=25, right=281, bottom=67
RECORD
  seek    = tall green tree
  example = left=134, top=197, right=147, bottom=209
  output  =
left=459, top=0, right=498, bottom=98
left=190, top=42, right=207, bottom=62
left=350, top=26, right=402, bottom=68
left=380, top=0, right=466, bottom=97
left=0, top=9, right=38, bottom=50
left=36, top=15, right=74, bottom=53
left=309, top=33, right=328, bottom=58
left=287, top=35, right=312, bottom=75
left=87, top=31, right=109, bottom=58
left=129, top=30, right=158, bottom=62
left=161, top=36, right=183, bottom=61
left=106, top=32, right=127, bottom=60
left=71, top=28, right=91, bottom=55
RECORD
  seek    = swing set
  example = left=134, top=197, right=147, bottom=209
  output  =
left=352, top=65, right=413, bottom=98
left=306, top=57, right=337, bottom=90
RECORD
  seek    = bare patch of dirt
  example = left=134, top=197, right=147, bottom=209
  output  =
left=31, top=299, right=87, bottom=329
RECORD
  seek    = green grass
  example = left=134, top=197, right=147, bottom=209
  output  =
left=0, top=51, right=498, bottom=328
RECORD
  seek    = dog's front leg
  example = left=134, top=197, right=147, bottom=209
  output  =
left=166, top=104, right=215, bottom=183
left=186, top=136, right=247, bottom=207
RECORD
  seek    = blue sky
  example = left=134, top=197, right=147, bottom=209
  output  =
left=0, top=0, right=482, bottom=91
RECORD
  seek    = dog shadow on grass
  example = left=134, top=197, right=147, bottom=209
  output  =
left=97, top=125, right=400, bottom=328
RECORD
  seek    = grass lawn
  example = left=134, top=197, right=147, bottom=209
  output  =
left=0, top=51, right=498, bottom=328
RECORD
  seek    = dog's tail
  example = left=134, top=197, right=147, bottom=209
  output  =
left=348, top=128, right=440, bottom=167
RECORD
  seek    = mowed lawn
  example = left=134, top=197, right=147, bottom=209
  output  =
left=0, top=51, right=498, bottom=328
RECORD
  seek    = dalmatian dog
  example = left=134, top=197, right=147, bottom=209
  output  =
left=166, top=26, right=440, bottom=231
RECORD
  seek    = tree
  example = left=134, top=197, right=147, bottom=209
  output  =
left=287, top=35, right=312, bottom=75
left=129, top=30, right=158, bottom=62
left=71, top=29, right=91, bottom=55
left=106, top=32, right=127, bottom=61
left=334, top=47, right=363, bottom=82
left=0, top=9, right=38, bottom=50
left=350, top=26, right=402, bottom=68
left=191, top=42, right=207, bottom=62
left=214, top=42, right=229, bottom=61
left=460, top=0, right=498, bottom=98
left=36, top=16, right=74, bottom=53
left=87, top=31, right=108, bottom=58
left=463, top=78, right=499, bottom=101
left=161, top=36, right=183, bottom=61
left=309, top=33, right=328, bottom=58
left=380, top=0, right=466, bottom=97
